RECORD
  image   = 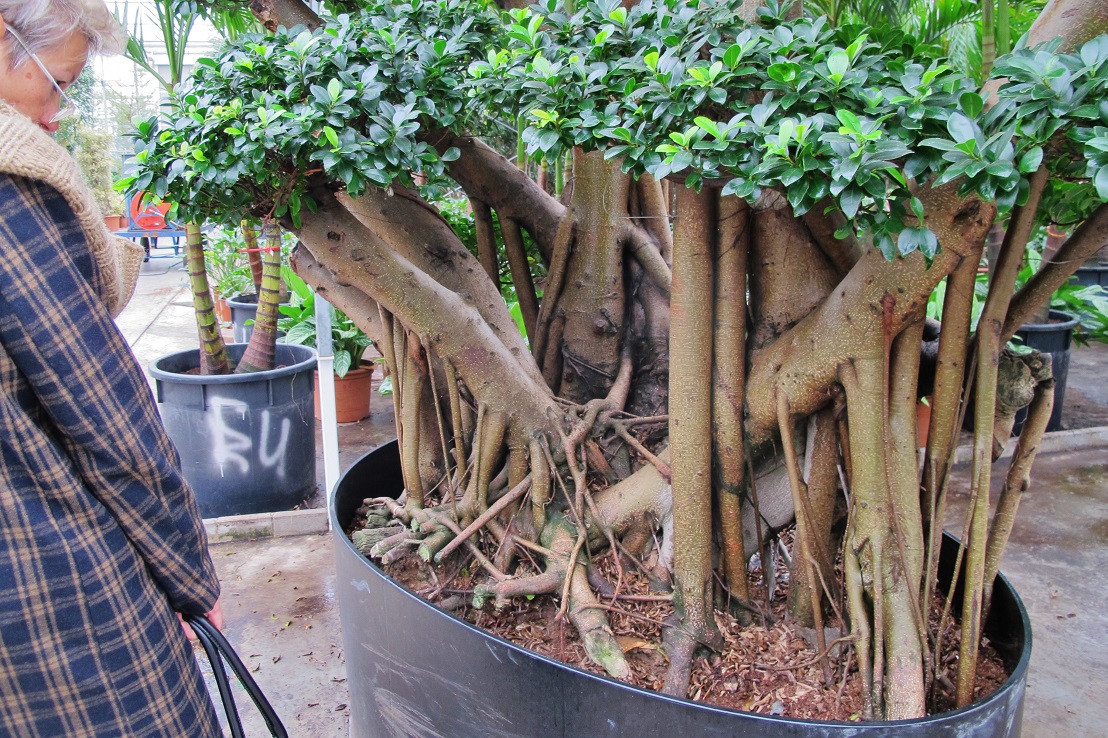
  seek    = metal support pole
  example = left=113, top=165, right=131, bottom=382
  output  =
left=315, top=294, right=340, bottom=529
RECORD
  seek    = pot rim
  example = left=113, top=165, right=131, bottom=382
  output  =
left=151, top=343, right=317, bottom=385
left=330, top=441, right=1032, bottom=730
left=1017, top=309, right=1079, bottom=333
left=314, top=362, right=376, bottom=380
left=226, top=293, right=291, bottom=308
left=225, top=293, right=259, bottom=308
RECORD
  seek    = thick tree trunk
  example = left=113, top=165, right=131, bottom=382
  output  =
left=185, top=222, right=230, bottom=374
left=663, top=186, right=720, bottom=696
left=746, top=188, right=995, bottom=445
left=749, top=196, right=840, bottom=350
left=787, top=410, right=839, bottom=627
left=840, top=357, right=925, bottom=720
left=248, top=0, right=323, bottom=31
left=294, top=195, right=558, bottom=447
left=235, top=221, right=282, bottom=373
left=337, top=189, right=543, bottom=387
left=557, top=150, right=632, bottom=403
left=427, top=130, right=566, bottom=262
left=1026, top=0, right=1108, bottom=49
left=712, top=194, right=751, bottom=611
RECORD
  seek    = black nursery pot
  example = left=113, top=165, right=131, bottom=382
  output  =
left=332, top=440, right=1032, bottom=738
left=1071, top=263, right=1108, bottom=288
left=1014, top=309, right=1079, bottom=433
left=226, top=293, right=260, bottom=344
left=227, top=293, right=289, bottom=344
left=152, top=343, right=317, bottom=518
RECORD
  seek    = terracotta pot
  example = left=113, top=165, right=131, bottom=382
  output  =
left=103, top=214, right=127, bottom=231
left=314, top=363, right=374, bottom=423
left=213, top=295, right=232, bottom=324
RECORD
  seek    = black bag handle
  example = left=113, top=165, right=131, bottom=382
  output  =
left=184, top=613, right=289, bottom=738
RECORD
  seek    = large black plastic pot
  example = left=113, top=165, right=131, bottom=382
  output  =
left=332, top=440, right=1031, bottom=738
left=152, top=343, right=317, bottom=518
left=1014, top=309, right=1079, bottom=433
left=1072, top=263, right=1108, bottom=288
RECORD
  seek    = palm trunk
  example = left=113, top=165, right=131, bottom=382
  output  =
left=236, top=220, right=282, bottom=374
left=185, top=222, right=231, bottom=375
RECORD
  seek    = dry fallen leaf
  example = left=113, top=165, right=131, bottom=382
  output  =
left=615, top=636, right=658, bottom=654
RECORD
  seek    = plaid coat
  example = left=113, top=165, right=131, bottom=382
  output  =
left=0, top=173, right=222, bottom=737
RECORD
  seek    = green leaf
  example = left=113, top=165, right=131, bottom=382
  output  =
left=333, top=351, right=352, bottom=379
left=836, top=109, right=861, bottom=134
left=1018, top=147, right=1043, bottom=174
left=959, top=92, right=983, bottom=119
left=839, top=187, right=862, bottom=218
left=897, top=227, right=938, bottom=257
left=827, top=49, right=848, bottom=80
left=767, top=62, right=798, bottom=84
left=327, top=78, right=342, bottom=101
left=910, top=196, right=925, bottom=222
left=1095, top=166, right=1108, bottom=200
left=670, top=150, right=694, bottom=173
left=723, top=43, right=742, bottom=69
left=441, top=147, right=461, bottom=162
left=946, top=113, right=976, bottom=144
left=323, top=126, right=339, bottom=149
left=695, top=117, right=720, bottom=140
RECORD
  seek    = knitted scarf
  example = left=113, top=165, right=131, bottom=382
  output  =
left=0, top=100, right=142, bottom=317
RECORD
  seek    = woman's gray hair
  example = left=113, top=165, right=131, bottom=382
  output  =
left=1, top=0, right=127, bottom=67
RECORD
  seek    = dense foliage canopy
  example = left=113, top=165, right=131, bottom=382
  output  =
left=126, top=0, right=1107, bottom=259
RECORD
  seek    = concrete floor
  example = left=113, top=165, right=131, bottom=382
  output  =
left=205, top=534, right=348, bottom=736
left=947, top=449, right=1108, bottom=737
left=118, top=243, right=1108, bottom=737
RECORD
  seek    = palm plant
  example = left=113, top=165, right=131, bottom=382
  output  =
left=808, top=0, right=1052, bottom=83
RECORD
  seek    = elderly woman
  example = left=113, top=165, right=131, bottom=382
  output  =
left=0, top=1, right=222, bottom=735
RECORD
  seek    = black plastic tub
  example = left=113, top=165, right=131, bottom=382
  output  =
left=332, top=440, right=1031, bottom=738
left=227, top=293, right=260, bottom=344
left=152, top=343, right=317, bottom=518
left=1014, top=309, right=1079, bottom=433
left=1072, top=263, right=1108, bottom=288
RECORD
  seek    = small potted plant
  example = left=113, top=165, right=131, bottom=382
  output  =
left=279, top=267, right=375, bottom=423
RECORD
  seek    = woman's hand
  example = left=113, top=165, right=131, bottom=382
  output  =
left=180, top=599, right=223, bottom=641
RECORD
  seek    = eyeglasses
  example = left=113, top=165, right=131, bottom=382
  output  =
left=5, top=26, right=77, bottom=123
